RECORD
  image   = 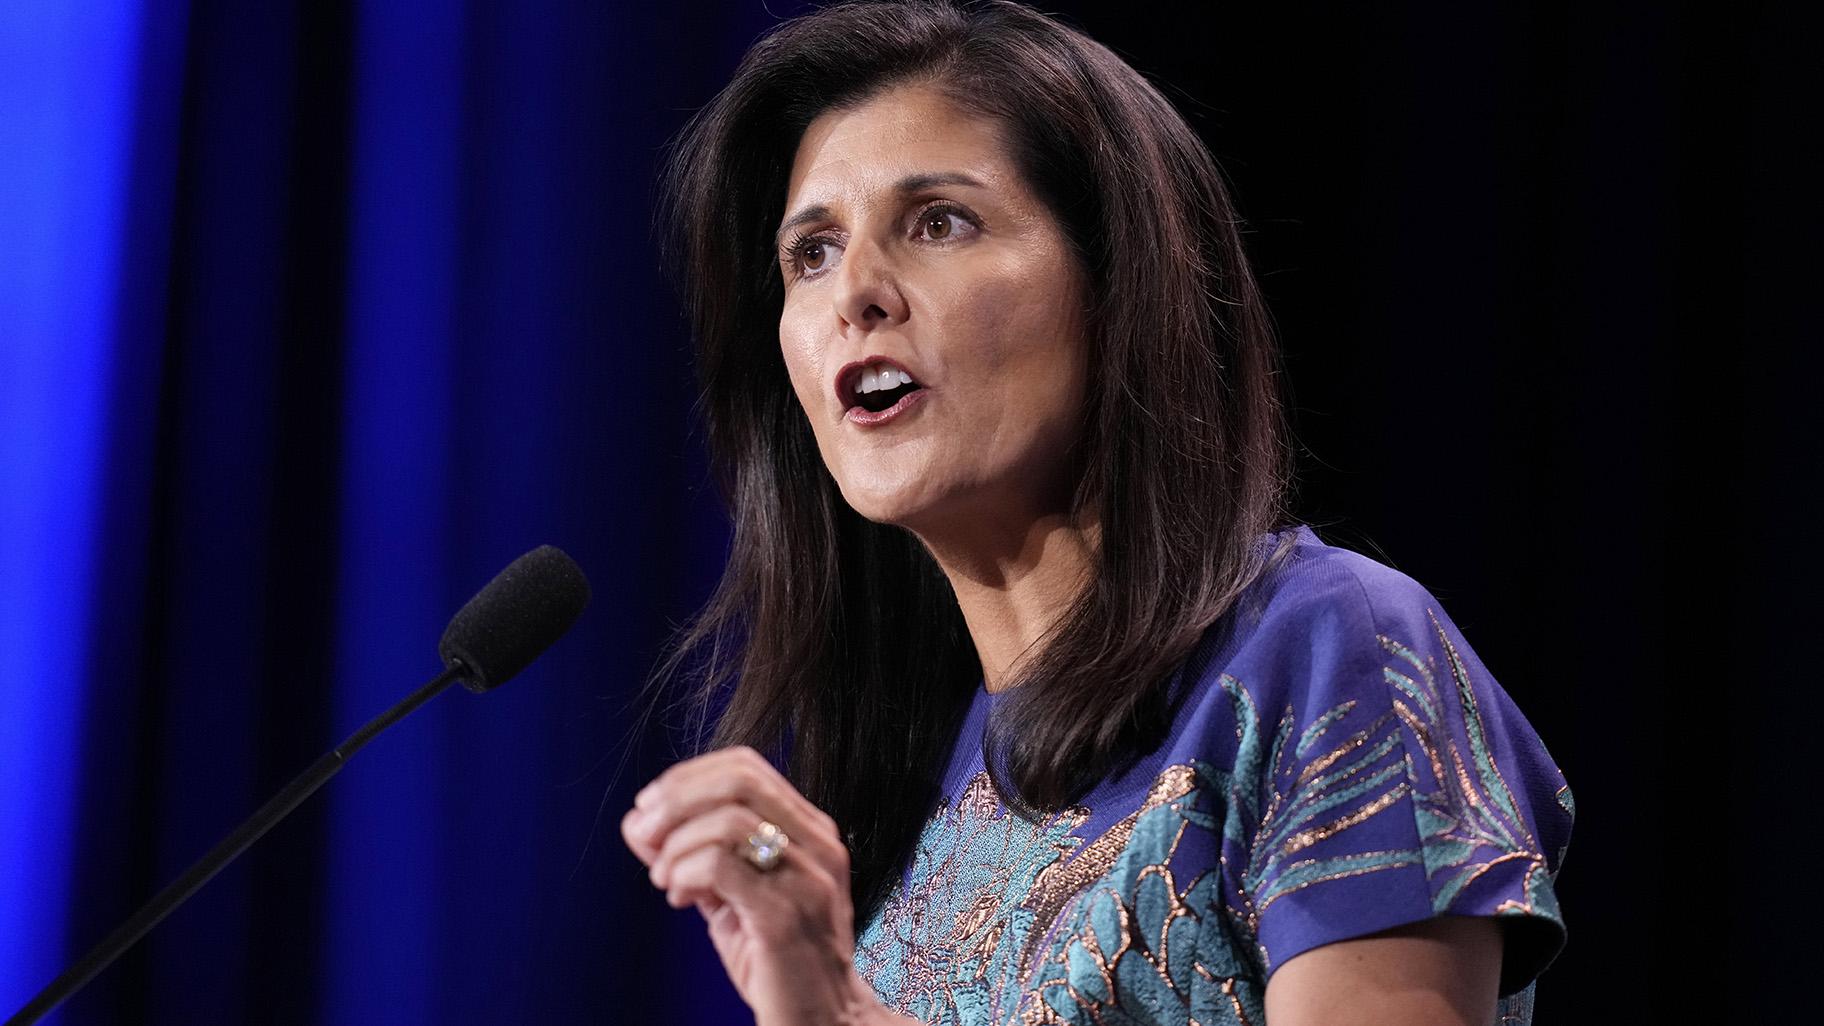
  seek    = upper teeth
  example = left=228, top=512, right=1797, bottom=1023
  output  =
left=858, top=364, right=914, bottom=394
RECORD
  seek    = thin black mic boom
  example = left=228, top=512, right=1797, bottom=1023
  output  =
left=5, top=546, right=591, bottom=1026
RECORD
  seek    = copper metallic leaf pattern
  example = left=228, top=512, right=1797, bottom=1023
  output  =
left=854, top=613, right=1564, bottom=1026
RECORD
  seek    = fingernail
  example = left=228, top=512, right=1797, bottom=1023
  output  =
left=625, top=807, right=647, bottom=834
left=634, top=787, right=654, bottom=808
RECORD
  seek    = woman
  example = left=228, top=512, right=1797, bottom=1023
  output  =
left=621, top=2, right=1572, bottom=1024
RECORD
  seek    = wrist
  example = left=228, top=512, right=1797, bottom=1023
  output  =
left=836, top=970, right=900, bottom=1026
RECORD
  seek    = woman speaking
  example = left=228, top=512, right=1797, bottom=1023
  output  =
left=620, top=2, right=1572, bottom=1024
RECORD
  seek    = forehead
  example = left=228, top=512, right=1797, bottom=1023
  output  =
left=784, top=84, right=1016, bottom=209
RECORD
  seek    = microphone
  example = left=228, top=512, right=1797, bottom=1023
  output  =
left=440, top=544, right=592, bottom=692
left=5, top=546, right=591, bottom=1026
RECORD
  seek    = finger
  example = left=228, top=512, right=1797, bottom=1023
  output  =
left=664, top=841, right=849, bottom=946
left=630, top=748, right=842, bottom=864
left=648, top=795, right=841, bottom=888
left=648, top=803, right=761, bottom=889
left=621, top=805, right=647, bottom=863
left=695, top=893, right=726, bottom=923
left=636, top=746, right=822, bottom=829
left=622, top=771, right=792, bottom=867
left=621, top=804, right=666, bottom=865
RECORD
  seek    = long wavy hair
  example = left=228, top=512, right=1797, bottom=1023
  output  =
left=658, top=0, right=1291, bottom=918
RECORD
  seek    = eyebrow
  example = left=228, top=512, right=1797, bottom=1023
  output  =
left=774, top=171, right=987, bottom=251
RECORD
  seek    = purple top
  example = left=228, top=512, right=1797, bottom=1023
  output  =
left=855, top=526, right=1572, bottom=1026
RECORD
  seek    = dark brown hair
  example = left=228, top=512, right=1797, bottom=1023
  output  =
left=659, top=0, right=1290, bottom=917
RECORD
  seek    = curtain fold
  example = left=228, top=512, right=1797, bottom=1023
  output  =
left=2, top=1, right=754, bottom=1021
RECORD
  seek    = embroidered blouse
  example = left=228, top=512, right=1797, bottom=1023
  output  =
left=853, top=526, right=1573, bottom=1026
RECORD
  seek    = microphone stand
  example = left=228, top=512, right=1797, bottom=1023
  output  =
left=5, top=663, right=466, bottom=1026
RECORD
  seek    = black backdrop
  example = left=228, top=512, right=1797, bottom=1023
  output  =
left=5, top=1, right=1814, bottom=1022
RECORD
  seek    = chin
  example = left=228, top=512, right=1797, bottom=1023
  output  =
left=838, top=491, right=923, bottom=528
left=833, top=477, right=940, bottom=529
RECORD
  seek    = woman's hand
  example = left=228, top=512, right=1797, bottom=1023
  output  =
left=621, top=746, right=905, bottom=1026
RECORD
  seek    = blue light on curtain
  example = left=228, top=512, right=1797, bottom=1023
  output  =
left=1, top=1, right=759, bottom=1020
left=0, top=0, right=152, bottom=1008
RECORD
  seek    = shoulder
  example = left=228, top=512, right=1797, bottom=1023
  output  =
left=1198, top=525, right=1463, bottom=716
left=1249, top=525, right=1449, bottom=641
left=1171, top=525, right=1572, bottom=997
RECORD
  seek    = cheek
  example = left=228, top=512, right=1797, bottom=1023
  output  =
left=961, top=268, right=1087, bottom=413
left=777, top=311, right=823, bottom=412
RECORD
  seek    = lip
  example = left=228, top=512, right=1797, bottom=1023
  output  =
left=833, top=354, right=926, bottom=415
left=845, top=386, right=929, bottom=427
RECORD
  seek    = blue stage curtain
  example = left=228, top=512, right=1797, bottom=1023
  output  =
left=1, top=1, right=767, bottom=1022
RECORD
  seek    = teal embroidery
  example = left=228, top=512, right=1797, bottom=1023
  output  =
left=855, top=613, right=1565, bottom=1026
left=854, top=773, right=1087, bottom=1024
left=1382, top=611, right=1563, bottom=923
left=1024, top=765, right=1263, bottom=1026
left=1216, top=674, right=1423, bottom=968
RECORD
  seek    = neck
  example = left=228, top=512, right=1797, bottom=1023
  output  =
left=913, top=509, right=1099, bottom=692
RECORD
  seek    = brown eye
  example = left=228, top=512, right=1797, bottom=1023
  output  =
left=801, top=242, right=826, bottom=270
left=924, top=213, right=953, bottom=240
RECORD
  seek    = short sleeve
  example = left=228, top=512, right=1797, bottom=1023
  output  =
left=1226, top=549, right=1572, bottom=998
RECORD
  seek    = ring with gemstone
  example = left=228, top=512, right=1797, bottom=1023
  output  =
left=744, top=820, right=789, bottom=872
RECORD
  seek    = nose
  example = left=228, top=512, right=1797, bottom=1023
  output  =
left=832, top=237, right=908, bottom=332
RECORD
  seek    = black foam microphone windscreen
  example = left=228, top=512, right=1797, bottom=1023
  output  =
left=438, top=545, right=591, bottom=692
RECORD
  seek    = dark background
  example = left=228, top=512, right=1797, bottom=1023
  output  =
left=1, top=1, right=1812, bottom=1022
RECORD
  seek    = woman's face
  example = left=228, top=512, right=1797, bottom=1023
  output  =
left=777, top=84, right=1090, bottom=539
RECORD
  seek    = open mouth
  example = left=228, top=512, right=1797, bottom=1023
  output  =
left=839, top=359, right=924, bottom=415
